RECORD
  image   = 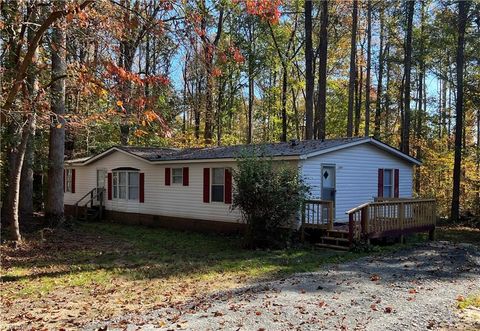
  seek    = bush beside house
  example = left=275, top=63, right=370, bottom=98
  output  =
left=232, top=154, right=309, bottom=248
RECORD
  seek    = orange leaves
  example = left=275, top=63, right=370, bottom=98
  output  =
left=134, top=129, right=148, bottom=137
left=239, top=0, right=282, bottom=24
left=212, top=67, right=222, bottom=78
left=105, top=62, right=143, bottom=85
left=232, top=48, right=245, bottom=63
left=144, top=110, right=158, bottom=123
left=370, top=274, right=381, bottom=282
left=105, top=62, right=169, bottom=87
left=143, top=75, right=170, bottom=86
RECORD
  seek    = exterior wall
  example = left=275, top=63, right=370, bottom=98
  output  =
left=64, top=151, right=245, bottom=224
left=300, top=143, right=414, bottom=222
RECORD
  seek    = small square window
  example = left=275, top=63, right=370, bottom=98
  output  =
left=172, top=168, right=183, bottom=184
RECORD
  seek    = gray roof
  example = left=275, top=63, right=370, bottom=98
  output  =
left=66, top=137, right=421, bottom=165
left=116, top=137, right=367, bottom=161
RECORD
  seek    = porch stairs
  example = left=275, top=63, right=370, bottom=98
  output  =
left=74, top=188, right=105, bottom=222
left=316, top=229, right=350, bottom=250
left=77, top=205, right=104, bottom=222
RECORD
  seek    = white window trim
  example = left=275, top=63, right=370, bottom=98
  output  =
left=112, top=170, right=139, bottom=201
left=210, top=167, right=225, bottom=203
left=171, top=167, right=183, bottom=185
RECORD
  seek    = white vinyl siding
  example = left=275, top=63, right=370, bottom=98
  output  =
left=300, top=143, right=413, bottom=222
left=64, top=144, right=414, bottom=225
left=64, top=151, right=244, bottom=222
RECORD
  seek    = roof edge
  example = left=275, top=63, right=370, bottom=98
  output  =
left=302, top=137, right=422, bottom=166
left=65, top=147, right=154, bottom=166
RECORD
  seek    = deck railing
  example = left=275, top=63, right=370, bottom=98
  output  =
left=346, top=198, right=436, bottom=244
left=301, top=199, right=334, bottom=240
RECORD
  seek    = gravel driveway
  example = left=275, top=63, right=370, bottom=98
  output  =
left=89, top=242, right=480, bottom=331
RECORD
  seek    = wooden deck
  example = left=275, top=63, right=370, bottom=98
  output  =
left=301, top=198, right=436, bottom=249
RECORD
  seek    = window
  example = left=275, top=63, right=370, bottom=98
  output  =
left=113, top=170, right=139, bottom=200
left=211, top=168, right=224, bottom=202
left=383, top=169, right=393, bottom=198
left=66, top=169, right=73, bottom=192
left=128, top=172, right=139, bottom=199
left=172, top=168, right=183, bottom=184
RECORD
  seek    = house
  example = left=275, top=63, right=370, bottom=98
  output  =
left=64, top=137, right=421, bottom=233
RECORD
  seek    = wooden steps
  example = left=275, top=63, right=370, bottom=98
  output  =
left=78, top=206, right=103, bottom=222
left=312, top=229, right=351, bottom=251
left=315, top=242, right=350, bottom=251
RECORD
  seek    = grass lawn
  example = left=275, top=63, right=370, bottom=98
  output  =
left=1, top=222, right=477, bottom=329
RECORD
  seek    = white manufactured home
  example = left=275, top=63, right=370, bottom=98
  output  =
left=64, top=137, right=421, bottom=233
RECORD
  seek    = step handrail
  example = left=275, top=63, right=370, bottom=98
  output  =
left=74, top=188, right=105, bottom=220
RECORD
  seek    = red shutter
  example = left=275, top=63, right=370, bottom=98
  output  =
left=394, top=169, right=400, bottom=198
left=224, top=168, right=232, bottom=204
left=139, top=172, right=145, bottom=203
left=203, top=168, right=210, bottom=203
left=107, top=173, right=112, bottom=200
left=183, top=167, right=189, bottom=186
left=165, top=168, right=171, bottom=186
left=378, top=169, right=384, bottom=197
left=63, top=169, right=66, bottom=192
left=71, top=169, right=76, bottom=193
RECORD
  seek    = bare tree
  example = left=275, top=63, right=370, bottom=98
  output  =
left=304, top=0, right=314, bottom=140
left=364, top=0, right=372, bottom=137
left=45, top=0, right=67, bottom=224
left=347, top=0, right=358, bottom=137
left=315, top=0, right=328, bottom=140
left=401, top=0, right=414, bottom=154
left=451, top=0, right=471, bottom=221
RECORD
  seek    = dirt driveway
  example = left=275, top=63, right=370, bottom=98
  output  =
left=87, top=241, right=480, bottom=330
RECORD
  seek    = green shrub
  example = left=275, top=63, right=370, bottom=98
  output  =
left=232, top=153, right=309, bottom=249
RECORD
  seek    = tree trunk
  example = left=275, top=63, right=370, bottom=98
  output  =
left=281, top=68, right=288, bottom=142
left=476, top=107, right=480, bottom=215
left=414, top=1, right=425, bottom=194
left=354, top=64, right=363, bottom=136
left=401, top=0, right=414, bottom=154
left=20, top=128, right=35, bottom=223
left=304, top=0, right=314, bottom=140
left=45, top=4, right=66, bottom=224
left=374, top=8, right=384, bottom=139
left=5, top=115, right=36, bottom=242
left=451, top=0, right=470, bottom=222
left=364, top=0, right=372, bottom=137
left=315, top=0, right=328, bottom=140
left=291, top=86, right=300, bottom=140
left=247, top=20, right=255, bottom=144
left=347, top=0, right=358, bottom=137
left=195, top=74, right=201, bottom=140
left=19, top=3, right=39, bottom=223
left=204, top=57, right=214, bottom=144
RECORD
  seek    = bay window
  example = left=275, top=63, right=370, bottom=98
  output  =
left=112, top=170, right=139, bottom=200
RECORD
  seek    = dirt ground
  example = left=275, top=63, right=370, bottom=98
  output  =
left=86, top=241, right=480, bottom=331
